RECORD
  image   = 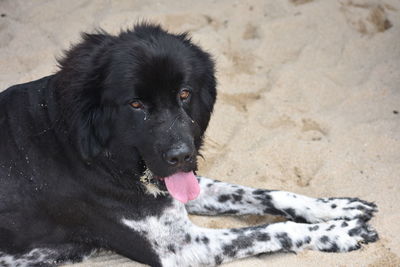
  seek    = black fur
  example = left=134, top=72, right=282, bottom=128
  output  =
left=0, top=23, right=380, bottom=267
left=0, top=23, right=216, bottom=266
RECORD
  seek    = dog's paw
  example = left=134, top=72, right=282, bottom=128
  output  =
left=307, top=219, right=379, bottom=252
left=315, top=197, right=378, bottom=222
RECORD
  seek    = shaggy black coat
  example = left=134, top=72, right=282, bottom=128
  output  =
left=0, top=24, right=216, bottom=266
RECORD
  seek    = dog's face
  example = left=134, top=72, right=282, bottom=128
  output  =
left=56, top=24, right=216, bottom=180
left=105, top=39, right=215, bottom=178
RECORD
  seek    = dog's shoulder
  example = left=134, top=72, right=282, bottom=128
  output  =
left=1, top=75, right=54, bottom=97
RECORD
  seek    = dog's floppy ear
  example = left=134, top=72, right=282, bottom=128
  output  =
left=75, top=105, right=114, bottom=161
left=55, top=31, right=115, bottom=161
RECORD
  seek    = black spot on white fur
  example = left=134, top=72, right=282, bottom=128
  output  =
left=218, top=195, right=231, bottom=202
left=256, top=233, right=270, bottom=241
left=214, top=255, right=223, bottom=265
left=201, top=237, right=209, bottom=245
left=326, top=225, right=336, bottom=231
left=275, top=233, right=293, bottom=251
left=320, top=235, right=330, bottom=244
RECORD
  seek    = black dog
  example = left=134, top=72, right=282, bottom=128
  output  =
left=0, top=24, right=378, bottom=267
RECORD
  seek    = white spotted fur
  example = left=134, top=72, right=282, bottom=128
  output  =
left=121, top=177, right=378, bottom=267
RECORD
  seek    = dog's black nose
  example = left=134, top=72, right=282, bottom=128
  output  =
left=164, top=144, right=193, bottom=166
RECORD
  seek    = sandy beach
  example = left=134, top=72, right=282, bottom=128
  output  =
left=1, top=0, right=399, bottom=266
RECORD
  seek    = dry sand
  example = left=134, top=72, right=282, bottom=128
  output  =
left=1, top=0, right=399, bottom=266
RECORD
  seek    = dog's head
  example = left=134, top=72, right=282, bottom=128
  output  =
left=55, top=24, right=216, bottom=190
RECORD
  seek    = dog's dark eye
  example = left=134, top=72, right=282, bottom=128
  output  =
left=130, top=100, right=144, bottom=109
left=179, top=89, right=191, bottom=101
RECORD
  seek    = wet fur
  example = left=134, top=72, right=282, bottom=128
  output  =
left=0, top=24, right=378, bottom=267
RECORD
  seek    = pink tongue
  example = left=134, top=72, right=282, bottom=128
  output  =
left=164, top=171, right=200, bottom=203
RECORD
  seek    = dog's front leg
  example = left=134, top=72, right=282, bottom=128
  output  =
left=122, top=201, right=377, bottom=266
left=186, top=177, right=377, bottom=223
